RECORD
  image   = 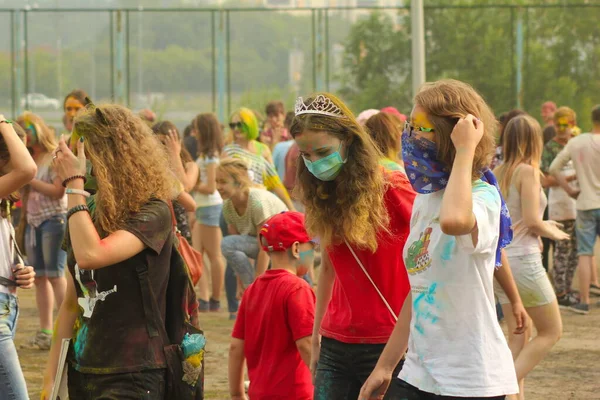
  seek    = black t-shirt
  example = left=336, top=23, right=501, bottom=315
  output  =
left=66, top=199, right=172, bottom=374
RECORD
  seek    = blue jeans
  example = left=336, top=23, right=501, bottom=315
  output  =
left=221, top=235, right=260, bottom=313
left=0, top=293, right=29, bottom=400
left=25, top=214, right=67, bottom=278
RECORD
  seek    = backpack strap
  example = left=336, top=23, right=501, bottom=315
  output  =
left=136, top=258, right=170, bottom=345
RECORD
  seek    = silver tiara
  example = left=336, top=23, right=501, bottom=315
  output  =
left=294, top=95, right=344, bottom=118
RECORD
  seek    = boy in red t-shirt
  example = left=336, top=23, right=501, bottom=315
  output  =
left=229, top=211, right=316, bottom=400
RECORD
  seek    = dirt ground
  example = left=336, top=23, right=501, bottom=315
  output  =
left=13, top=254, right=600, bottom=399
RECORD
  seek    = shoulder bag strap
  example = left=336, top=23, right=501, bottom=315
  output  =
left=167, top=200, right=178, bottom=230
left=344, top=240, right=398, bottom=322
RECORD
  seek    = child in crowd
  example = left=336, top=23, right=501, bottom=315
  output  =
left=228, top=211, right=315, bottom=400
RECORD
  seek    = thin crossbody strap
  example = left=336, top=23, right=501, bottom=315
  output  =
left=344, top=240, right=397, bottom=322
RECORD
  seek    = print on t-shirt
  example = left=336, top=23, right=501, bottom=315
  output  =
left=406, top=226, right=433, bottom=275
left=75, top=264, right=118, bottom=318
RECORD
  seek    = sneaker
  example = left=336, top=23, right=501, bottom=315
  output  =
left=209, top=298, right=221, bottom=312
left=198, top=299, right=210, bottom=313
left=557, top=294, right=577, bottom=309
left=21, top=331, right=52, bottom=350
left=569, top=303, right=590, bottom=315
left=590, top=284, right=600, bottom=297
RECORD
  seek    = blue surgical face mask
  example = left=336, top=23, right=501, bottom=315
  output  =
left=302, top=143, right=347, bottom=181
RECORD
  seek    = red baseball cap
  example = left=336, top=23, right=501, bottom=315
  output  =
left=259, top=211, right=312, bottom=252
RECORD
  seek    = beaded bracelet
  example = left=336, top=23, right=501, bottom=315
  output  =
left=67, top=204, right=89, bottom=220
left=62, top=175, right=87, bottom=188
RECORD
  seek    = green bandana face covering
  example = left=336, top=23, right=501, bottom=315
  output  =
left=302, top=143, right=347, bottom=181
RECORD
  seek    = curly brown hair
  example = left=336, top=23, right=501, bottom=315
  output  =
left=73, top=104, right=177, bottom=235
left=414, top=79, right=497, bottom=180
left=289, top=93, right=389, bottom=252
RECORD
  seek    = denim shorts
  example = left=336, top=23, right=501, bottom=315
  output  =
left=195, top=204, right=223, bottom=227
left=576, top=208, right=600, bottom=256
left=25, top=214, right=67, bottom=278
left=494, top=252, right=556, bottom=308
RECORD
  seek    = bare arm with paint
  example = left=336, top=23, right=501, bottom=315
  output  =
left=40, top=269, right=79, bottom=400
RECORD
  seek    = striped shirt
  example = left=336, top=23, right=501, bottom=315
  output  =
left=27, top=159, right=67, bottom=227
left=223, top=188, right=288, bottom=236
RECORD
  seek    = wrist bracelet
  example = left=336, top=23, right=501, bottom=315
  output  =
left=66, top=188, right=90, bottom=198
left=0, top=119, right=12, bottom=125
left=62, top=175, right=87, bottom=188
left=67, top=204, right=90, bottom=220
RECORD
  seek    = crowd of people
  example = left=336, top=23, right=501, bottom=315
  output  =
left=0, top=81, right=598, bottom=400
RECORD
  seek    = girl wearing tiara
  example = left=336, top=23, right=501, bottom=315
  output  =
left=361, top=79, right=518, bottom=399
left=290, top=93, right=415, bottom=399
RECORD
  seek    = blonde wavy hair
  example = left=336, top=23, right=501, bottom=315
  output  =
left=217, top=158, right=256, bottom=191
left=73, top=104, right=177, bottom=235
left=414, top=79, right=497, bottom=180
left=290, top=92, right=389, bottom=252
left=16, top=112, right=57, bottom=153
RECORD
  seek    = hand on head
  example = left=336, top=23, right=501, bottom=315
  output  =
left=52, top=135, right=87, bottom=182
left=450, top=114, right=484, bottom=152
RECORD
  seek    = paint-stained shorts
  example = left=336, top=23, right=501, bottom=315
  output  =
left=494, top=252, right=556, bottom=308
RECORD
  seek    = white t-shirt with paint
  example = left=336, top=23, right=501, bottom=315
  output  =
left=399, top=180, right=518, bottom=397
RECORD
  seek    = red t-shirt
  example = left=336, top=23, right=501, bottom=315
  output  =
left=232, top=269, right=315, bottom=399
left=320, top=170, right=415, bottom=344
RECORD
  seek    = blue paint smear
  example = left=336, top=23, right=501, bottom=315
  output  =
left=74, top=322, right=88, bottom=363
left=440, top=237, right=455, bottom=262
left=412, top=283, right=439, bottom=334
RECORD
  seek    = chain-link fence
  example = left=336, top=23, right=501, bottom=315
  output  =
left=1, top=3, right=598, bottom=130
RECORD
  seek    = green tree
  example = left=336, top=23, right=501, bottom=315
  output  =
left=338, top=11, right=412, bottom=113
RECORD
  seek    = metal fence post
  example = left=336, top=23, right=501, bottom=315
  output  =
left=23, top=10, right=29, bottom=110
left=10, top=11, right=16, bottom=117
left=515, top=7, right=524, bottom=109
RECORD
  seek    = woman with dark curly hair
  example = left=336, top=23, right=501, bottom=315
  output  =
left=41, top=104, right=178, bottom=399
left=290, top=93, right=415, bottom=399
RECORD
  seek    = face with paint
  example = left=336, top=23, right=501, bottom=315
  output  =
left=408, top=105, right=436, bottom=143
left=64, top=96, right=85, bottom=132
left=23, top=122, right=39, bottom=148
left=295, top=130, right=348, bottom=181
left=555, top=116, right=575, bottom=138
left=283, top=241, right=315, bottom=276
